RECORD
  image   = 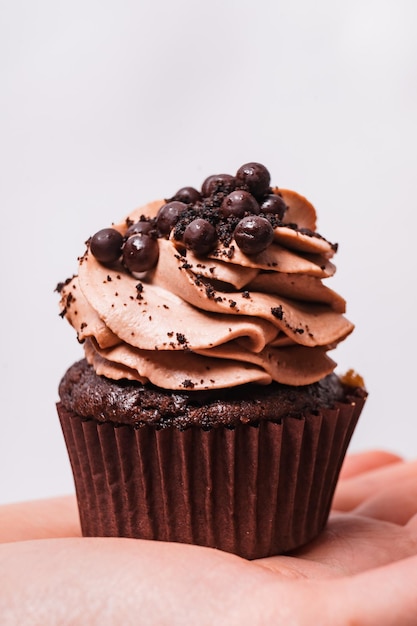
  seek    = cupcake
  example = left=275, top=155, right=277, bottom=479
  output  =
left=56, top=162, right=366, bottom=559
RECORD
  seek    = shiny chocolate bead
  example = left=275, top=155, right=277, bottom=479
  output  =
left=174, top=186, right=202, bottom=204
left=156, top=201, right=186, bottom=236
left=236, top=162, right=271, bottom=198
left=90, top=228, right=123, bottom=264
left=220, top=190, right=259, bottom=218
left=122, top=234, right=159, bottom=273
left=201, top=174, right=236, bottom=197
left=234, top=216, right=274, bottom=255
left=125, top=220, right=155, bottom=238
left=183, top=219, right=217, bottom=256
left=259, top=194, right=287, bottom=219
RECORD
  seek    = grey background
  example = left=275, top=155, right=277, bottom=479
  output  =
left=1, top=0, right=416, bottom=504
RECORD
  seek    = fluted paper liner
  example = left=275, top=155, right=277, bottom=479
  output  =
left=57, top=391, right=365, bottom=559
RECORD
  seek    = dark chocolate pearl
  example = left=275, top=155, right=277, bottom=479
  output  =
left=220, top=190, right=259, bottom=218
left=259, top=194, right=287, bottom=219
left=90, top=228, right=123, bottom=263
left=183, top=219, right=217, bottom=256
left=234, top=216, right=274, bottom=255
left=174, top=186, right=202, bottom=204
left=201, top=174, right=236, bottom=197
left=156, top=201, right=186, bottom=236
left=125, top=220, right=155, bottom=238
left=122, top=234, right=159, bottom=273
left=236, top=162, right=271, bottom=198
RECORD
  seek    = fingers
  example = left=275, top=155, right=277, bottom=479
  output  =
left=333, top=457, right=417, bottom=514
left=339, top=449, right=403, bottom=480
left=352, top=471, right=417, bottom=525
left=0, top=495, right=81, bottom=543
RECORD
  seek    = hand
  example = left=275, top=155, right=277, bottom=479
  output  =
left=1, top=450, right=417, bottom=625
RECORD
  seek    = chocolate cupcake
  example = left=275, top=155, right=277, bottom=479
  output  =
left=56, top=162, right=367, bottom=559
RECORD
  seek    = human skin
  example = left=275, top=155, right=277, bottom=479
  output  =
left=1, top=450, right=417, bottom=625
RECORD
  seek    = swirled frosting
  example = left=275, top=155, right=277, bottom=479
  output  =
left=58, top=174, right=353, bottom=390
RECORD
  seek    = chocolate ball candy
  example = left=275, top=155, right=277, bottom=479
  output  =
left=125, top=220, right=155, bottom=238
left=156, top=201, right=187, bottom=236
left=234, top=216, right=274, bottom=255
left=183, top=219, right=217, bottom=256
left=236, top=162, right=271, bottom=198
left=220, top=190, right=260, bottom=218
left=201, top=174, right=236, bottom=197
left=122, top=234, right=159, bottom=273
left=174, top=186, right=202, bottom=204
left=259, top=194, right=287, bottom=219
left=90, top=228, right=123, bottom=264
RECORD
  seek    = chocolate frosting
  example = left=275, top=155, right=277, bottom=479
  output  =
left=58, top=187, right=354, bottom=390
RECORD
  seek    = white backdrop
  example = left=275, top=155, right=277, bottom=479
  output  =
left=1, top=0, right=416, bottom=504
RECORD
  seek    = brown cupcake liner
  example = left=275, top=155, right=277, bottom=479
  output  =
left=57, top=392, right=365, bottom=559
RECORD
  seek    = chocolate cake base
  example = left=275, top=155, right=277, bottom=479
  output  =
left=57, top=359, right=366, bottom=559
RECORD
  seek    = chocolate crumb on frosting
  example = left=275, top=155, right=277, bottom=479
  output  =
left=271, top=306, right=284, bottom=320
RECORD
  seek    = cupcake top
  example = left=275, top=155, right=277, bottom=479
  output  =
left=57, top=162, right=353, bottom=390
